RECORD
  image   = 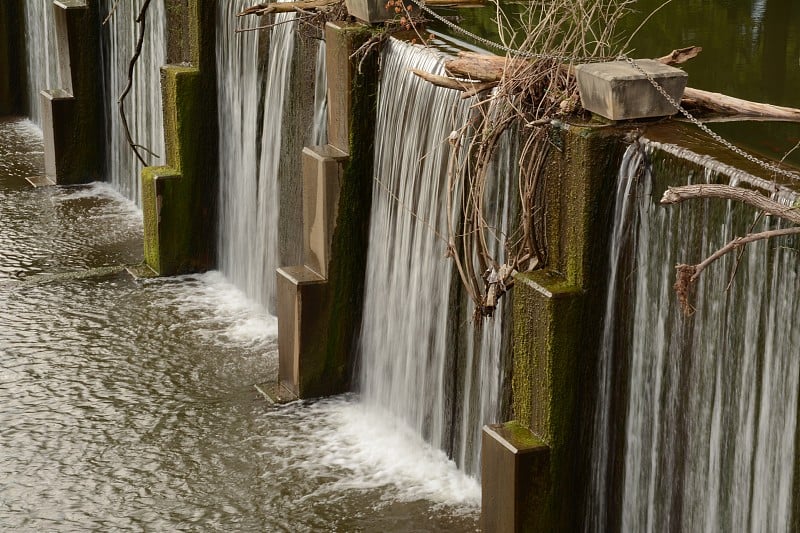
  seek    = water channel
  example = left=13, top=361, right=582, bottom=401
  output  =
left=0, top=117, right=479, bottom=530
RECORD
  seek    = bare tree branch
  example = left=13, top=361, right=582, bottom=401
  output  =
left=118, top=0, right=159, bottom=168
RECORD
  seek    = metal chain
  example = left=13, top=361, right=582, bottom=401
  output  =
left=622, top=56, right=798, bottom=181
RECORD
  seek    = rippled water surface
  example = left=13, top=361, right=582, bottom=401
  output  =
left=0, top=118, right=479, bottom=531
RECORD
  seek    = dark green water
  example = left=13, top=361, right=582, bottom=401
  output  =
left=434, top=0, right=800, bottom=167
left=0, top=117, right=479, bottom=531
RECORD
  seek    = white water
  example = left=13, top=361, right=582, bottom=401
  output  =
left=100, top=0, right=166, bottom=206
left=360, top=39, right=509, bottom=478
left=587, top=138, right=799, bottom=531
left=22, top=1, right=59, bottom=128
left=216, top=1, right=296, bottom=308
left=312, top=40, right=328, bottom=146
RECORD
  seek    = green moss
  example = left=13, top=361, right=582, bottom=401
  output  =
left=140, top=0, right=218, bottom=275
left=501, top=420, right=548, bottom=449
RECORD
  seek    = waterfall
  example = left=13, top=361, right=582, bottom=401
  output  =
left=359, top=39, right=509, bottom=477
left=586, top=138, right=799, bottom=531
left=216, top=2, right=296, bottom=307
left=311, top=40, right=328, bottom=146
left=100, top=0, right=166, bottom=206
left=22, top=0, right=59, bottom=128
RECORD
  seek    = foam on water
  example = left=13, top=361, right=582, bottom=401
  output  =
left=259, top=396, right=481, bottom=508
left=147, top=271, right=278, bottom=349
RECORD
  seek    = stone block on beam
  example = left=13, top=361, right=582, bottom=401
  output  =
left=575, top=59, right=687, bottom=121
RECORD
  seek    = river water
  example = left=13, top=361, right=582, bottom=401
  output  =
left=0, top=117, right=479, bottom=531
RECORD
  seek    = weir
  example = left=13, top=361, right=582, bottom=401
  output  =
left=586, top=137, right=800, bottom=532
left=359, top=39, right=504, bottom=476
left=2, top=1, right=800, bottom=531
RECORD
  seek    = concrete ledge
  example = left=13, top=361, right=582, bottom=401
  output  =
left=575, top=59, right=687, bottom=121
left=277, top=266, right=328, bottom=397
left=303, top=145, right=348, bottom=277
left=26, top=175, right=56, bottom=188
left=482, top=422, right=550, bottom=533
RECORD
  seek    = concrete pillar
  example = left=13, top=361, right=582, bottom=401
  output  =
left=41, top=0, right=104, bottom=185
left=482, top=422, right=550, bottom=532
left=277, top=145, right=347, bottom=397
left=0, top=0, right=24, bottom=115
left=142, top=0, right=218, bottom=275
left=274, top=22, right=378, bottom=399
left=482, top=126, right=625, bottom=531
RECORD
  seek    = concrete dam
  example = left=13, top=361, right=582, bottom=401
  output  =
left=1, top=0, right=799, bottom=530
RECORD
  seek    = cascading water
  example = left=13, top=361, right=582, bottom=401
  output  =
left=216, top=1, right=296, bottom=308
left=586, top=138, right=799, bottom=532
left=311, top=41, right=328, bottom=146
left=22, top=1, right=59, bottom=128
left=100, top=0, right=166, bottom=206
left=359, top=39, right=509, bottom=476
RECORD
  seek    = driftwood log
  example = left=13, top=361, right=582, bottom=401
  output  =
left=660, top=184, right=800, bottom=224
left=411, top=46, right=800, bottom=122
left=238, top=0, right=483, bottom=16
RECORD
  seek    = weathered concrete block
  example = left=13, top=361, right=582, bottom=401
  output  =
left=277, top=266, right=328, bottom=397
left=325, top=22, right=376, bottom=152
left=142, top=166, right=184, bottom=275
left=41, top=0, right=104, bottom=184
left=482, top=422, right=550, bottom=533
left=344, top=0, right=392, bottom=23
left=575, top=59, right=687, bottom=120
left=303, top=145, right=348, bottom=278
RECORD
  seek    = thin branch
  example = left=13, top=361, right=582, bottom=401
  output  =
left=674, top=226, right=800, bottom=315
left=118, top=0, right=159, bottom=168
left=660, top=184, right=800, bottom=224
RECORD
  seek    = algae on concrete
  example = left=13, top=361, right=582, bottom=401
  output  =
left=505, top=124, right=626, bottom=532
left=142, top=0, right=218, bottom=275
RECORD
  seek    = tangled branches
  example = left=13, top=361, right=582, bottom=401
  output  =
left=445, top=0, right=634, bottom=318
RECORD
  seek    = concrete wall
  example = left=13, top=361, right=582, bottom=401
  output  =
left=0, top=0, right=25, bottom=115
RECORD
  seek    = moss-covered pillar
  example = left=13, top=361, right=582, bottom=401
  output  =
left=275, top=22, right=378, bottom=398
left=142, top=0, right=217, bottom=275
left=0, top=0, right=25, bottom=115
left=40, top=0, right=104, bottom=185
left=482, top=125, right=624, bottom=532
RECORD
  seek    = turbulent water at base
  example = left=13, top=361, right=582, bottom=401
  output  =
left=216, top=1, right=296, bottom=307
left=359, top=39, right=508, bottom=477
left=22, top=1, right=59, bottom=128
left=100, top=0, right=166, bottom=206
left=586, top=138, right=799, bottom=532
left=0, top=116, right=480, bottom=530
